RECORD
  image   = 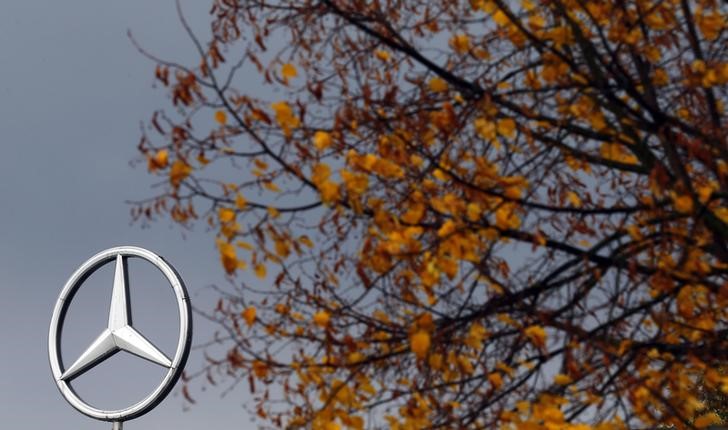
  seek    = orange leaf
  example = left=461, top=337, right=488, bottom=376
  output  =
left=254, top=264, right=267, bottom=279
left=214, top=110, right=227, bottom=125
left=410, top=330, right=431, bottom=359
left=242, top=306, right=256, bottom=327
left=313, top=310, right=330, bottom=327
left=281, top=63, right=297, bottom=80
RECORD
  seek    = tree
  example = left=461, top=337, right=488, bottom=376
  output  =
left=132, top=0, right=727, bottom=428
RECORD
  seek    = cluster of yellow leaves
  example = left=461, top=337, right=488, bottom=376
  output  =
left=688, top=59, right=728, bottom=88
left=495, top=203, right=522, bottom=230
left=523, top=325, right=547, bottom=348
left=627, top=361, right=728, bottom=428
left=169, top=159, right=192, bottom=187
left=217, top=239, right=241, bottom=274
left=313, top=130, right=332, bottom=151
left=346, top=150, right=405, bottom=180
left=500, top=395, right=624, bottom=430
left=474, top=117, right=517, bottom=145
left=384, top=393, right=434, bottom=430
left=409, top=330, right=430, bottom=359
left=695, top=8, right=726, bottom=41
left=311, top=163, right=340, bottom=205
left=449, top=33, right=470, bottom=54
left=271, top=101, right=300, bottom=137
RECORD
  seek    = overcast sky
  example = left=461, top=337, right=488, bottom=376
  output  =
left=0, top=1, right=257, bottom=428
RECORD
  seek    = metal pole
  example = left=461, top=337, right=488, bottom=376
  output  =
left=112, top=421, right=123, bottom=430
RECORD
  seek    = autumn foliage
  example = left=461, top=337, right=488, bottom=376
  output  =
left=134, top=0, right=727, bottom=428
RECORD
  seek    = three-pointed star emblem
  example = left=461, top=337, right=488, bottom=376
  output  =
left=61, top=255, right=172, bottom=381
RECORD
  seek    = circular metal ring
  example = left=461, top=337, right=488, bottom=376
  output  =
left=48, top=246, right=192, bottom=422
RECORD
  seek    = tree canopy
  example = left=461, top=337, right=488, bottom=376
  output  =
left=133, top=0, right=727, bottom=428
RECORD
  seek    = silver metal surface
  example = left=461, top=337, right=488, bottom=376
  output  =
left=48, top=246, right=192, bottom=423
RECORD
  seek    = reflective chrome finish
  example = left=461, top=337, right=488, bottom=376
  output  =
left=49, top=246, right=192, bottom=424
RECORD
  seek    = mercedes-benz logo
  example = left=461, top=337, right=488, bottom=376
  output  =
left=48, top=246, right=192, bottom=425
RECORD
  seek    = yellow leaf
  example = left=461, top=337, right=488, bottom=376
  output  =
left=313, top=130, right=332, bottom=151
left=566, top=191, right=581, bottom=207
left=217, top=240, right=239, bottom=274
left=466, top=323, right=488, bottom=349
left=466, top=202, right=482, bottom=221
left=236, top=241, right=254, bottom=251
left=496, top=118, right=516, bottom=138
left=281, top=63, right=297, bottom=79
left=528, top=14, right=546, bottom=30
left=318, top=181, right=340, bottom=205
left=504, top=185, right=522, bottom=200
left=522, top=0, right=536, bottom=11
left=433, top=168, right=448, bottom=181
left=600, top=142, right=638, bottom=165
left=254, top=263, right=266, bottom=279
left=374, top=49, right=390, bottom=61
left=626, top=225, right=642, bottom=240
left=474, top=118, right=496, bottom=140
left=263, top=181, right=281, bottom=192
left=311, top=163, right=331, bottom=185
left=428, top=77, right=448, bottom=93
left=242, top=306, right=256, bottom=326
left=401, top=202, right=425, bottom=224
left=214, top=110, right=227, bottom=125
left=488, top=372, right=503, bottom=389
left=299, top=235, right=314, bottom=248
left=313, top=310, right=330, bottom=327
left=372, top=158, right=404, bottom=179
left=271, top=101, right=300, bottom=137
left=235, top=193, right=248, bottom=210
left=673, top=194, right=693, bottom=214
left=694, top=412, right=721, bottom=428
left=495, top=205, right=521, bottom=230
left=449, top=33, right=470, bottom=54
left=410, top=330, right=431, bottom=359
left=218, top=207, right=235, bottom=223
left=492, top=10, right=510, bottom=26
left=148, top=149, right=169, bottom=171
left=553, top=373, right=572, bottom=385
left=524, top=325, right=547, bottom=347
left=437, top=219, right=456, bottom=237
left=169, top=160, right=192, bottom=187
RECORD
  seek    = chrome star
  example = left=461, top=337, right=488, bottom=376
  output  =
left=49, top=246, right=191, bottom=424
left=60, top=255, right=172, bottom=381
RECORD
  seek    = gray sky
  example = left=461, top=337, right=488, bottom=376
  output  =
left=0, top=1, right=255, bottom=428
